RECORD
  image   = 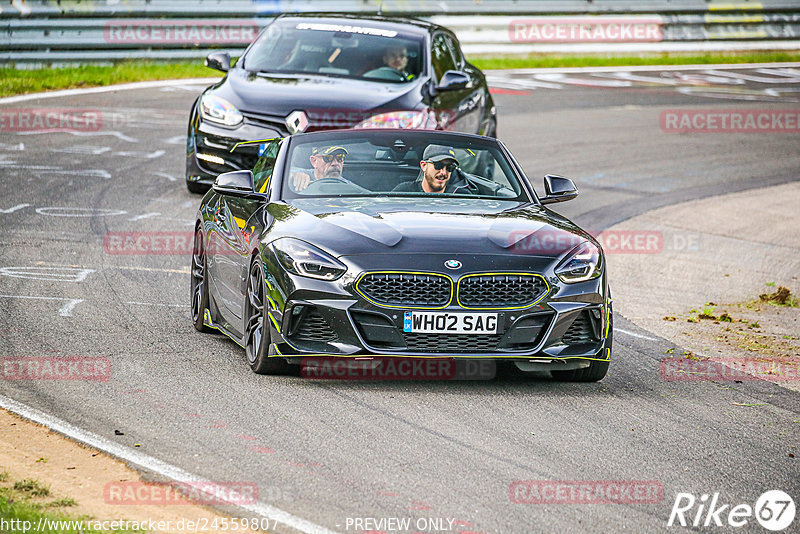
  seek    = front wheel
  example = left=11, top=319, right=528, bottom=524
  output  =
left=190, top=228, right=212, bottom=333
left=551, top=358, right=609, bottom=382
left=244, top=259, right=290, bottom=375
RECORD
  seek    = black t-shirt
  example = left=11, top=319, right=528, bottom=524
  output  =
left=391, top=178, right=474, bottom=194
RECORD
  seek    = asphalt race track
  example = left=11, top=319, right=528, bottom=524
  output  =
left=1, top=65, right=799, bottom=533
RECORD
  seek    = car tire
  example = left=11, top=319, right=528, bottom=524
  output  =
left=244, top=258, right=290, bottom=375
left=187, top=180, right=210, bottom=195
left=190, top=227, right=213, bottom=333
left=551, top=358, right=609, bottom=382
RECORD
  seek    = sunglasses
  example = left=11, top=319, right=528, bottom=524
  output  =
left=426, top=160, right=457, bottom=172
left=319, top=154, right=346, bottom=163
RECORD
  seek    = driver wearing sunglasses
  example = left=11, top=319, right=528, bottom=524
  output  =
left=291, top=145, right=350, bottom=192
left=392, top=144, right=472, bottom=194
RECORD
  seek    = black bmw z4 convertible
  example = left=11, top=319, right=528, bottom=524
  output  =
left=186, top=14, right=496, bottom=193
left=191, top=129, right=612, bottom=381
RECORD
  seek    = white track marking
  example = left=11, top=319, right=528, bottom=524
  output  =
left=14, top=130, right=138, bottom=142
left=164, top=135, right=186, bottom=145
left=489, top=62, right=800, bottom=75
left=484, top=75, right=563, bottom=90
left=0, top=294, right=84, bottom=317
left=0, top=78, right=221, bottom=105
left=127, top=212, right=161, bottom=221
left=0, top=165, right=111, bottom=179
left=154, top=171, right=177, bottom=182
left=114, top=265, right=190, bottom=274
left=114, top=149, right=165, bottom=159
left=35, top=207, right=127, bottom=217
left=533, top=72, right=632, bottom=87
left=703, top=68, right=800, bottom=83
left=52, top=145, right=111, bottom=155
left=0, top=266, right=95, bottom=282
left=0, top=142, right=25, bottom=151
left=58, top=299, right=84, bottom=317
left=616, top=328, right=659, bottom=341
left=124, top=301, right=189, bottom=308
left=0, top=203, right=30, bottom=214
left=0, top=395, right=340, bottom=534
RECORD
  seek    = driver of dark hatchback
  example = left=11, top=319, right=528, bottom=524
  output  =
left=392, top=144, right=472, bottom=194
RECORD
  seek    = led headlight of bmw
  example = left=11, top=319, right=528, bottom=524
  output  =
left=271, top=238, right=347, bottom=281
left=555, top=241, right=602, bottom=283
left=199, top=94, right=243, bottom=127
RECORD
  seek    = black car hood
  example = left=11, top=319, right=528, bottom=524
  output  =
left=214, top=69, right=423, bottom=117
left=271, top=197, right=592, bottom=258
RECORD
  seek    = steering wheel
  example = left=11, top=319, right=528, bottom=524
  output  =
left=364, top=66, right=407, bottom=81
left=300, top=177, right=351, bottom=194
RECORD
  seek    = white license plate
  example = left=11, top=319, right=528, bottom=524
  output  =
left=403, top=311, right=499, bottom=334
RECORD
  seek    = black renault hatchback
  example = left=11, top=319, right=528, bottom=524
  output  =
left=185, top=14, right=497, bottom=193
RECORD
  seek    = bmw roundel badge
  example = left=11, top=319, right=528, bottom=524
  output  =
left=444, top=259, right=462, bottom=270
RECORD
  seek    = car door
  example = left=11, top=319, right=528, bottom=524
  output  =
left=207, top=140, right=281, bottom=331
left=430, top=32, right=483, bottom=134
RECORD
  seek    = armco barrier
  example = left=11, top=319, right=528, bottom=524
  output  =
left=1, top=0, right=799, bottom=65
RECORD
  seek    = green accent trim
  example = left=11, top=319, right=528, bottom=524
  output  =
left=355, top=271, right=454, bottom=310
left=230, top=137, right=282, bottom=153
left=268, top=311, right=281, bottom=332
left=455, top=272, right=550, bottom=310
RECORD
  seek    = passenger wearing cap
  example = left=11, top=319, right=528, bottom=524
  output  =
left=392, top=144, right=473, bottom=194
left=291, top=145, right=349, bottom=192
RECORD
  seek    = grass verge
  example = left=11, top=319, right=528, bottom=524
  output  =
left=0, top=62, right=216, bottom=98
left=1, top=51, right=799, bottom=98
left=0, top=471, right=142, bottom=533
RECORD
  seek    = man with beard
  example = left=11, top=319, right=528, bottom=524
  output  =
left=392, top=144, right=474, bottom=194
left=290, top=145, right=350, bottom=192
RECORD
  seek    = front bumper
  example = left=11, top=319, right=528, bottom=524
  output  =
left=186, top=109, right=284, bottom=185
left=262, top=253, right=611, bottom=363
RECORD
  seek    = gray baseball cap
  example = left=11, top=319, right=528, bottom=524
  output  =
left=422, top=144, right=459, bottom=164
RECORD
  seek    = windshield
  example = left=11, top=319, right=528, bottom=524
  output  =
left=279, top=132, right=529, bottom=202
left=244, top=20, right=424, bottom=83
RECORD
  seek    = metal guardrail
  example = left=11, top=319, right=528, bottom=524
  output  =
left=1, top=1, right=799, bottom=65
left=4, top=0, right=800, bottom=16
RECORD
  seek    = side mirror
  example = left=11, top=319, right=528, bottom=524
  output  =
left=213, top=170, right=261, bottom=198
left=540, top=174, right=578, bottom=205
left=205, top=52, right=231, bottom=73
left=435, top=70, right=471, bottom=92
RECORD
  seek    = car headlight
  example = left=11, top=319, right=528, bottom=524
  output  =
left=199, top=94, right=243, bottom=127
left=354, top=110, right=436, bottom=130
left=555, top=241, right=602, bottom=283
left=271, top=238, right=347, bottom=281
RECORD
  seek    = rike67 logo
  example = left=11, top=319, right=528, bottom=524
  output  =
left=668, top=490, right=795, bottom=531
